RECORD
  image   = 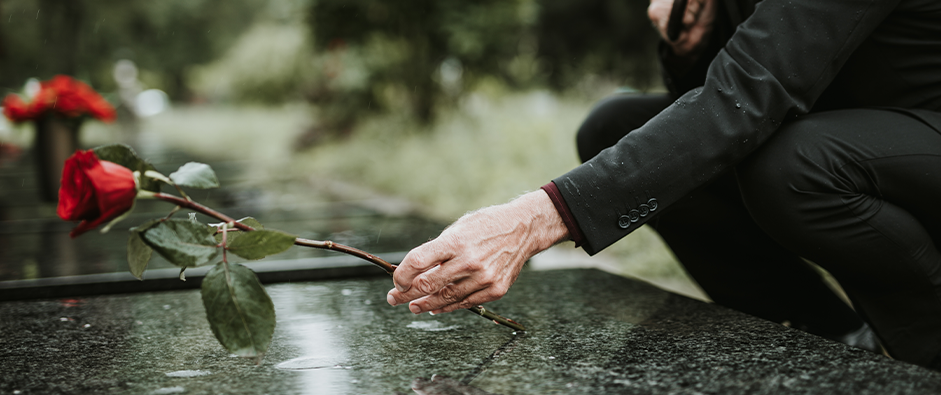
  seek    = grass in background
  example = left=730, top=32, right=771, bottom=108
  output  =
left=295, top=89, right=585, bottom=219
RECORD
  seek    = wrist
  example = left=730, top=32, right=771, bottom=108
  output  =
left=510, top=190, right=570, bottom=252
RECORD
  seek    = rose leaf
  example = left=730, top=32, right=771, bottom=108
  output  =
left=93, top=144, right=161, bottom=192
left=226, top=229, right=297, bottom=260
left=127, top=220, right=160, bottom=280
left=169, top=162, right=220, bottom=189
left=201, top=262, right=275, bottom=361
left=141, top=219, right=219, bottom=267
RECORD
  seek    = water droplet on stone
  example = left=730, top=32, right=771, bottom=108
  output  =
left=736, top=103, right=742, bottom=109
left=277, top=357, right=337, bottom=370
left=165, top=370, right=211, bottom=378
left=407, top=321, right=460, bottom=332
left=152, top=387, right=185, bottom=394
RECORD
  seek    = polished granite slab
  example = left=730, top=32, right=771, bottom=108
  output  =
left=2, top=268, right=939, bottom=394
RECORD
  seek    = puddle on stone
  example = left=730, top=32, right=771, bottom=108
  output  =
left=407, top=321, right=461, bottom=332
left=276, top=356, right=340, bottom=371
left=165, top=370, right=211, bottom=378
left=152, top=386, right=185, bottom=394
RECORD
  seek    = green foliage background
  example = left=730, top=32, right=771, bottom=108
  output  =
left=1, top=0, right=659, bottom=115
left=0, top=0, right=265, bottom=99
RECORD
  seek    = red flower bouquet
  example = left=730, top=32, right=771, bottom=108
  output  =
left=2, top=75, right=116, bottom=123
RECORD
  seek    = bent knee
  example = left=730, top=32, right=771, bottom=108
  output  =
left=737, top=112, right=863, bottom=228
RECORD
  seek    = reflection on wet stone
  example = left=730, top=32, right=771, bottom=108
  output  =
left=3, top=269, right=941, bottom=393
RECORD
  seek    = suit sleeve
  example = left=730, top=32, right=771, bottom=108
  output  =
left=553, top=0, right=900, bottom=255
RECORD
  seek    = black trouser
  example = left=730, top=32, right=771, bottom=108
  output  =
left=576, top=94, right=941, bottom=368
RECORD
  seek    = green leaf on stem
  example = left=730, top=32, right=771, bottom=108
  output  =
left=212, top=217, right=265, bottom=244
left=201, top=262, right=275, bottom=361
left=226, top=229, right=296, bottom=260
left=141, top=219, right=219, bottom=267
left=127, top=220, right=160, bottom=280
left=169, top=162, right=220, bottom=189
left=93, top=144, right=161, bottom=192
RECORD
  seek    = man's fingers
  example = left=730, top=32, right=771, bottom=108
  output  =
left=431, top=287, right=506, bottom=315
left=405, top=278, right=486, bottom=314
left=393, top=238, right=456, bottom=293
left=388, top=256, right=476, bottom=307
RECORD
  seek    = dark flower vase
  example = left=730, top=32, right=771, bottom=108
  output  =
left=35, top=116, right=81, bottom=202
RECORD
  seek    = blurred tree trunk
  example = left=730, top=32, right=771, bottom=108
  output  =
left=0, top=0, right=6, bottom=61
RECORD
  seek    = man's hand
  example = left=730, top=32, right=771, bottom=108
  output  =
left=649, top=0, right=718, bottom=59
left=387, top=190, right=568, bottom=315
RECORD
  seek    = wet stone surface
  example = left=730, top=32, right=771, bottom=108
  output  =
left=2, top=269, right=940, bottom=394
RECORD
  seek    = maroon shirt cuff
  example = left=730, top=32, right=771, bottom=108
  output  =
left=541, top=181, right=586, bottom=248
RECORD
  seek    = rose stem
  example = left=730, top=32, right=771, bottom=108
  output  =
left=153, top=192, right=526, bottom=332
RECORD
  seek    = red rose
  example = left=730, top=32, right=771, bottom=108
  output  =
left=57, top=150, right=137, bottom=238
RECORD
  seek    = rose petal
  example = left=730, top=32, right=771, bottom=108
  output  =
left=57, top=150, right=100, bottom=222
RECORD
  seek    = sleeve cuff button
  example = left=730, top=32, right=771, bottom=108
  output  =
left=628, top=209, right=640, bottom=222
left=618, top=215, right=631, bottom=229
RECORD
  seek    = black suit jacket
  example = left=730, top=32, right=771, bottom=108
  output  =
left=554, top=0, right=941, bottom=255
